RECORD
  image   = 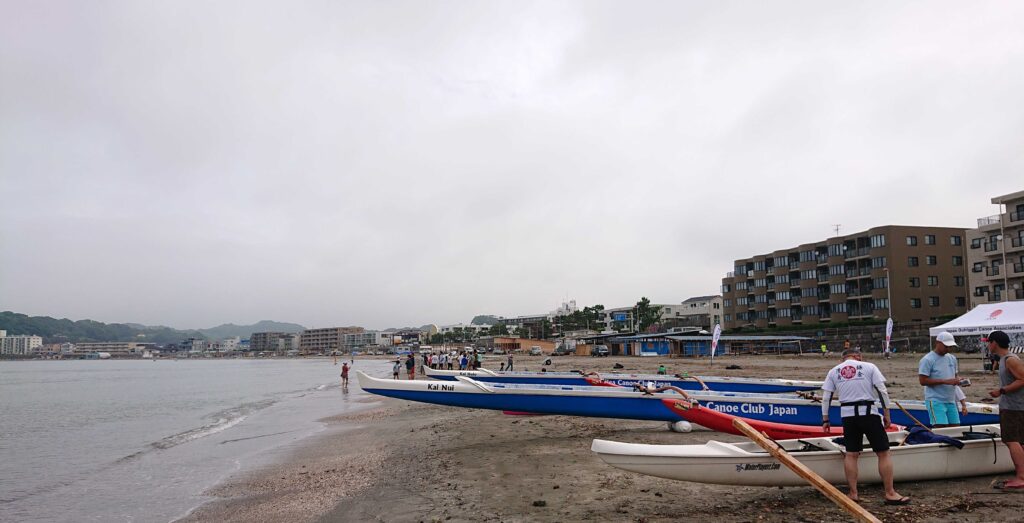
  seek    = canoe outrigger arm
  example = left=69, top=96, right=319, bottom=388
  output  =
left=454, top=375, right=495, bottom=393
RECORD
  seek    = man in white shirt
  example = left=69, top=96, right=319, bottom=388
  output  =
left=822, top=348, right=909, bottom=505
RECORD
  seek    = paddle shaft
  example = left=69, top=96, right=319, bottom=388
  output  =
left=894, top=400, right=930, bottom=446
left=732, top=419, right=883, bottom=523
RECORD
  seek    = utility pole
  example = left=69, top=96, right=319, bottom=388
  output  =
left=832, top=224, right=842, bottom=237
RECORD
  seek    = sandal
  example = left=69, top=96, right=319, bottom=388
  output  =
left=884, top=496, right=911, bottom=505
left=993, top=480, right=1024, bottom=491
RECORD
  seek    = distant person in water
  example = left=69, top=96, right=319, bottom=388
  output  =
left=340, top=362, right=350, bottom=387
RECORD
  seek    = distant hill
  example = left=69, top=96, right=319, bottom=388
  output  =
left=0, top=311, right=206, bottom=345
left=0, top=312, right=307, bottom=345
left=471, top=315, right=501, bottom=325
left=199, top=320, right=306, bottom=340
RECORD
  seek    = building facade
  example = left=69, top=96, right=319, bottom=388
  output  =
left=0, top=331, right=44, bottom=355
left=299, top=327, right=364, bottom=353
left=721, top=225, right=969, bottom=330
left=74, top=341, right=150, bottom=356
left=968, top=189, right=1024, bottom=306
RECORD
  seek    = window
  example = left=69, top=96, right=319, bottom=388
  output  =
left=721, top=283, right=731, bottom=293
left=723, top=299, right=732, bottom=307
left=970, top=238, right=982, bottom=249
left=755, top=294, right=768, bottom=303
left=736, top=282, right=748, bottom=291
left=754, top=278, right=767, bottom=288
left=952, top=256, right=963, bottom=266
left=872, top=277, right=888, bottom=289
left=774, top=256, right=788, bottom=267
left=800, top=250, right=816, bottom=262
left=926, top=255, right=937, bottom=266
left=753, top=260, right=766, bottom=272
left=955, top=297, right=966, bottom=307
left=804, top=305, right=820, bottom=315
left=777, top=274, right=790, bottom=284
left=734, top=265, right=745, bottom=274
left=929, top=296, right=940, bottom=307
left=833, top=302, right=848, bottom=313
left=829, top=265, right=845, bottom=275
left=828, top=244, right=843, bottom=256
left=724, top=314, right=732, bottom=322
left=870, top=234, right=886, bottom=248
left=776, top=291, right=791, bottom=300
left=908, top=256, right=919, bottom=267
left=975, top=286, right=989, bottom=297
left=950, top=235, right=962, bottom=246
left=737, top=297, right=748, bottom=305
left=871, top=257, right=887, bottom=268
left=909, top=277, right=920, bottom=288
left=953, top=276, right=964, bottom=287
left=777, top=308, right=790, bottom=318
left=927, top=276, right=938, bottom=286
left=910, top=298, right=922, bottom=309
left=873, top=298, right=889, bottom=310
left=925, top=235, right=936, bottom=245
left=801, top=270, right=817, bottom=279
left=906, top=236, right=918, bottom=246
left=713, top=302, right=720, bottom=309
left=830, top=283, right=846, bottom=294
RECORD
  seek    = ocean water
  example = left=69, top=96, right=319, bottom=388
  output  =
left=0, top=358, right=388, bottom=522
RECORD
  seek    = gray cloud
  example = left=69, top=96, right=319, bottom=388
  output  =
left=2, top=1, right=1023, bottom=329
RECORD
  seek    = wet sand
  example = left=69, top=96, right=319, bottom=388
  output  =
left=181, top=353, right=1024, bottom=522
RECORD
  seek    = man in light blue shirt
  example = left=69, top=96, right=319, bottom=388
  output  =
left=918, top=331, right=961, bottom=427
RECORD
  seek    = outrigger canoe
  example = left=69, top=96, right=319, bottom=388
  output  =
left=424, top=367, right=822, bottom=393
left=355, top=372, right=999, bottom=426
left=592, top=424, right=1010, bottom=486
left=661, top=398, right=904, bottom=439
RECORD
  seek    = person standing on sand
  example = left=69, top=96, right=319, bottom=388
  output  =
left=507, top=353, right=514, bottom=372
left=822, top=347, right=909, bottom=505
left=820, top=342, right=827, bottom=357
left=406, top=354, right=416, bottom=380
left=986, top=330, right=1024, bottom=490
left=918, top=332, right=961, bottom=427
left=392, top=359, right=401, bottom=380
left=460, top=353, right=468, bottom=370
left=340, top=362, right=350, bottom=388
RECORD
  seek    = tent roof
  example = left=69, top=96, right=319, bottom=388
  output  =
left=928, top=302, right=1024, bottom=336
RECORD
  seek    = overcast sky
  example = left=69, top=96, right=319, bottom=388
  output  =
left=2, top=1, right=1023, bottom=330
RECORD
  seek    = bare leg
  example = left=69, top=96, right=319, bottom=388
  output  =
left=1006, top=442, right=1024, bottom=486
left=877, top=451, right=904, bottom=500
left=843, top=452, right=860, bottom=500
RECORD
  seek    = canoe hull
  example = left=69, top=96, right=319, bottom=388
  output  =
left=592, top=427, right=1012, bottom=486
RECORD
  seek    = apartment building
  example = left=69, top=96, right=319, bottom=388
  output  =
left=251, top=331, right=288, bottom=352
left=967, top=189, right=1024, bottom=305
left=299, top=326, right=364, bottom=353
left=0, top=331, right=43, bottom=355
left=74, top=341, right=150, bottom=356
left=721, top=225, right=969, bottom=330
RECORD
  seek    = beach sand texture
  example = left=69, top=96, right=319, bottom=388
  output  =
left=181, top=353, right=1024, bottom=522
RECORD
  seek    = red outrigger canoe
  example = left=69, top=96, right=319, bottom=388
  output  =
left=661, top=398, right=904, bottom=439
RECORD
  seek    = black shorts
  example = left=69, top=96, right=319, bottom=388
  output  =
left=841, top=414, right=890, bottom=453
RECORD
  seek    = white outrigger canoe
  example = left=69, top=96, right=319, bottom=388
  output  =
left=592, top=424, right=1011, bottom=486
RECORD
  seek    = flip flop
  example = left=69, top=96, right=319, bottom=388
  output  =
left=993, top=481, right=1024, bottom=491
left=884, top=496, right=911, bottom=505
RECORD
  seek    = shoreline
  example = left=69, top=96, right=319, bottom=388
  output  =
left=181, top=354, right=1024, bottom=522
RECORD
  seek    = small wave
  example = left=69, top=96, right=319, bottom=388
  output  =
left=149, top=399, right=276, bottom=451
left=315, top=384, right=328, bottom=390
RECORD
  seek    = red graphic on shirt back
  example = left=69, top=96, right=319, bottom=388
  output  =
left=839, top=365, right=857, bottom=379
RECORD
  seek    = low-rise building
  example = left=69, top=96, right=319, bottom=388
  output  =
left=299, top=326, right=364, bottom=353
left=74, top=341, right=150, bottom=356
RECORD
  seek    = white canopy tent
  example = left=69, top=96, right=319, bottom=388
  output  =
left=929, top=302, right=1024, bottom=337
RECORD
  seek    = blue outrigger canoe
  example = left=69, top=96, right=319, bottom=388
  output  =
left=424, top=366, right=822, bottom=393
left=357, top=372, right=1000, bottom=427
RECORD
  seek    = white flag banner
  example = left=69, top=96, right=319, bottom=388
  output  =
left=711, top=324, right=722, bottom=363
left=885, top=318, right=894, bottom=352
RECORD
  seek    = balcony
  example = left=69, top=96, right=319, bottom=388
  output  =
left=1017, top=289, right=1024, bottom=300
left=817, top=274, right=829, bottom=283
left=844, top=247, right=870, bottom=259
left=1012, top=237, right=1024, bottom=249
left=859, top=267, right=873, bottom=276
left=1013, top=263, right=1024, bottom=274
left=791, top=296, right=801, bottom=303
left=790, top=279, right=801, bottom=287
left=978, top=214, right=1001, bottom=228
left=984, top=242, right=1000, bottom=252
left=1012, top=210, right=1024, bottom=223
left=986, top=267, right=1001, bottom=277
left=974, top=289, right=989, bottom=297
left=788, top=262, right=799, bottom=270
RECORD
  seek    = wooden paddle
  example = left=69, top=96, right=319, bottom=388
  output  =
left=733, top=419, right=882, bottom=523
left=894, top=400, right=930, bottom=446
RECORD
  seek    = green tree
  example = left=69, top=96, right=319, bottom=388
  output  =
left=488, top=323, right=509, bottom=336
left=635, top=297, right=663, bottom=332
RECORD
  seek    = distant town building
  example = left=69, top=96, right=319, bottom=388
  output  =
left=341, top=331, right=393, bottom=350
left=299, top=326, right=364, bottom=353
left=0, top=330, right=43, bottom=355
left=721, top=225, right=969, bottom=330
left=74, top=341, right=151, bottom=356
left=967, top=189, right=1024, bottom=306
left=439, top=323, right=492, bottom=335
left=179, top=338, right=208, bottom=353
left=661, top=296, right=724, bottom=330
left=251, top=332, right=287, bottom=352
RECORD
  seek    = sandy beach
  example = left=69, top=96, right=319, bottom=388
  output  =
left=181, top=353, right=1024, bottom=522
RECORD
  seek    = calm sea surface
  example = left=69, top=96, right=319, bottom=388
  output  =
left=0, top=358, right=388, bottom=522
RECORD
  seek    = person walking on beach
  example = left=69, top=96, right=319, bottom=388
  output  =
left=392, top=359, right=401, bottom=380
left=820, top=342, right=828, bottom=357
left=448, top=352, right=454, bottom=370
left=986, top=330, right=1024, bottom=490
left=822, top=347, right=908, bottom=505
left=506, top=353, right=514, bottom=372
left=919, top=331, right=961, bottom=427
left=406, top=354, right=416, bottom=380
left=340, top=362, right=350, bottom=388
